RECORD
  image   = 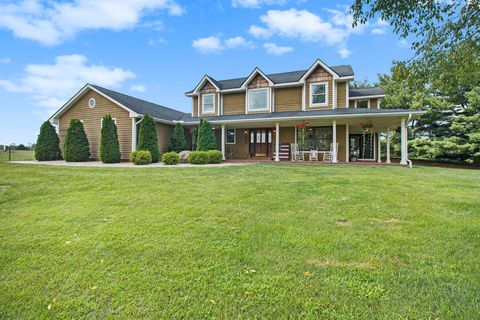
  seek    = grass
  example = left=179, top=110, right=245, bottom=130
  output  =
left=0, top=162, right=479, bottom=319
left=0, top=150, right=35, bottom=162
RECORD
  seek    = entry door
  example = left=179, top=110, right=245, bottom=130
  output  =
left=249, top=129, right=272, bottom=157
left=349, top=134, right=374, bottom=160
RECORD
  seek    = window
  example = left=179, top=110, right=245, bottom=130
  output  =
left=88, top=98, right=96, bottom=108
left=101, top=117, right=117, bottom=128
left=226, top=129, right=235, bottom=144
left=310, top=82, right=328, bottom=106
left=356, top=100, right=369, bottom=109
left=248, top=88, right=269, bottom=111
left=202, top=94, right=215, bottom=114
left=296, top=126, right=332, bottom=151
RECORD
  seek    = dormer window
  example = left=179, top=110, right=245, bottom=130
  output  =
left=248, top=88, right=269, bottom=111
left=202, top=94, right=215, bottom=114
left=310, top=82, right=328, bottom=106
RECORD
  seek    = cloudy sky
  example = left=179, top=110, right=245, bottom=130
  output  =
left=0, top=0, right=412, bottom=144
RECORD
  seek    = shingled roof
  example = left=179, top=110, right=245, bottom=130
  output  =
left=186, top=65, right=354, bottom=93
left=349, top=87, right=385, bottom=97
left=91, top=85, right=186, bottom=121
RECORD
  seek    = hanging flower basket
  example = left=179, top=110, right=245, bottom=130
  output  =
left=358, top=120, right=373, bottom=133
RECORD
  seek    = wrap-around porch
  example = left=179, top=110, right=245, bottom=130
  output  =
left=213, top=116, right=411, bottom=165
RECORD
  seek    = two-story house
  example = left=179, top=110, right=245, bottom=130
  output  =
left=49, top=59, right=424, bottom=164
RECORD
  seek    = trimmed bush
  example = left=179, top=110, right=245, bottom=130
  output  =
left=35, top=121, right=61, bottom=161
left=100, top=115, right=121, bottom=163
left=169, top=123, right=187, bottom=152
left=196, top=119, right=217, bottom=151
left=137, top=114, right=160, bottom=162
left=130, top=150, right=152, bottom=165
left=64, top=119, right=90, bottom=162
left=162, top=151, right=180, bottom=165
left=207, top=150, right=223, bottom=163
left=188, top=151, right=209, bottom=164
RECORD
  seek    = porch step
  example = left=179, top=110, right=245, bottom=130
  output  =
left=273, top=143, right=290, bottom=161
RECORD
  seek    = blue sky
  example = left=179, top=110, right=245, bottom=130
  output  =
left=0, top=0, right=412, bottom=145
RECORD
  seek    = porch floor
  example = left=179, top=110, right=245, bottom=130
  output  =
left=225, top=159, right=404, bottom=166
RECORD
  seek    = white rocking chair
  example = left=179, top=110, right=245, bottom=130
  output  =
left=323, top=143, right=339, bottom=162
left=290, top=143, right=304, bottom=161
left=310, top=149, right=319, bottom=161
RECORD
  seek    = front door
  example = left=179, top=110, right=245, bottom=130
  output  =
left=249, top=128, right=273, bottom=157
left=349, top=134, right=374, bottom=161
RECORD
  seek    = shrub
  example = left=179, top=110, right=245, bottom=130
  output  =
left=137, top=114, right=160, bottom=162
left=64, top=119, right=90, bottom=162
left=35, top=121, right=61, bottom=161
left=207, top=150, right=223, bottom=163
left=130, top=150, right=152, bottom=165
left=100, top=115, right=121, bottom=163
left=162, top=151, right=180, bottom=165
left=188, top=151, right=209, bottom=164
left=169, top=123, right=187, bottom=152
left=196, top=119, right=217, bottom=151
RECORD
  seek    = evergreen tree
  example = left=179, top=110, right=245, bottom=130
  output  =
left=35, top=121, right=61, bottom=161
left=169, top=122, right=187, bottom=152
left=137, top=114, right=160, bottom=162
left=196, top=119, right=217, bottom=151
left=100, top=115, right=121, bottom=163
left=64, top=119, right=90, bottom=162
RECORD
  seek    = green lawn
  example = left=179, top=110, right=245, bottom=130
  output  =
left=0, top=150, right=35, bottom=162
left=1, top=163, right=479, bottom=319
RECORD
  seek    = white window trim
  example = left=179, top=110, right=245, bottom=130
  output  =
left=310, top=82, right=329, bottom=107
left=354, top=99, right=370, bottom=109
left=247, top=87, right=270, bottom=112
left=101, top=117, right=117, bottom=128
left=202, top=94, right=215, bottom=114
left=226, top=128, right=236, bottom=144
left=88, top=97, right=96, bottom=108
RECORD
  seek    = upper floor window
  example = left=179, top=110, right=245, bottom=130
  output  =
left=202, top=94, right=215, bottom=114
left=310, top=82, right=328, bottom=106
left=355, top=100, right=369, bottom=109
left=248, top=88, right=269, bottom=111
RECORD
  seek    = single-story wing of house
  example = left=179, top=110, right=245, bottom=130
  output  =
left=49, top=58, right=425, bottom=164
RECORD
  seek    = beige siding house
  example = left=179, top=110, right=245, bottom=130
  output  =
left=50, top=59, right=425, bottom=164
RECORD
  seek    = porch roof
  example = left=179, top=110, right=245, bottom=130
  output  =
left=180, top=108, right=425, bottom=125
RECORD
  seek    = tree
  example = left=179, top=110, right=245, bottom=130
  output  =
left=100, top=115, right=121, bottom=163
left=196, top=119, right=217, bottom=151
left=168, top=122, right=187, bottom=152
left=35, top=121, right=61, bottom=161
left=137, top=114, right=160, bottom=162
left=64, top=119, right=90, bottom=162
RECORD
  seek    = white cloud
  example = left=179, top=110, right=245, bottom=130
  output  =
left=148, top=38, right=166, bottom=45
left=130, top=84, right=147, bottom=92
left=371, top=28, right=387, bottom=35
left=232, top=0, right=286, bottom=8
left=263, top=42, right=293, bottom=55
left=249, top=25, right=272, bottom=38
left=193, top=36, right=254, bottom=54
left=0, top=0, right=184, bottom=45
left=338, top=48, right=351, bottom=58
left=0, top=58, right=11, bottom=64
left=397, top=39, right=409, bottom=48
left=0, top=54, right=135, bottom=113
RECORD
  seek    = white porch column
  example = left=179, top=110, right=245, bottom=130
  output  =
left=332, top=120, right=337, bottom=163
left=131, top=118, right=137, bottom=151
left=221, top=124, right=226, bottom=160
left=345, top=124, right=349, bottom=163
left=400, top=117, right=407, bottom=165
left=386, top=128, right=391, bottom=164
left=377, top=132, right=382, bottom=163
left=275, top=122, right=280, bottom=162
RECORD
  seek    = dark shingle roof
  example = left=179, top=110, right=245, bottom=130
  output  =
left=180, top=108, right=423, bottom=123
left=92, top=85, right=186, bottom=121
left=186, top=65, right=354, bottom=94
left=349, top=87, right=385, bottom=97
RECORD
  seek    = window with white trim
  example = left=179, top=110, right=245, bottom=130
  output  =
left=202, top=94, right=215, bottom=114
left=226, top=129, right=235, bottom=144
left=356, top=100, right=369, bottom=109
left=310, top=82, right=328, bottom=106
left=248, top=88, right=269, bottom=111
left=101, top=117, right=117, bottom=128
left=88, top=98, right=96, bottom=108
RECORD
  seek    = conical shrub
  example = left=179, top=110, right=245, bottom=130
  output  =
left=35, top=121, right=62, bottom=161
left=137, top=114, right=160, bottom=162
left=64, top=119, right=90, bottom=162
left=100, top=115, right=121, bottom=163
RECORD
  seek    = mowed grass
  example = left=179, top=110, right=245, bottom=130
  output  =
left=0, top=163, right=479, bottom=319
left=0, top=150, right=34, bottom=162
